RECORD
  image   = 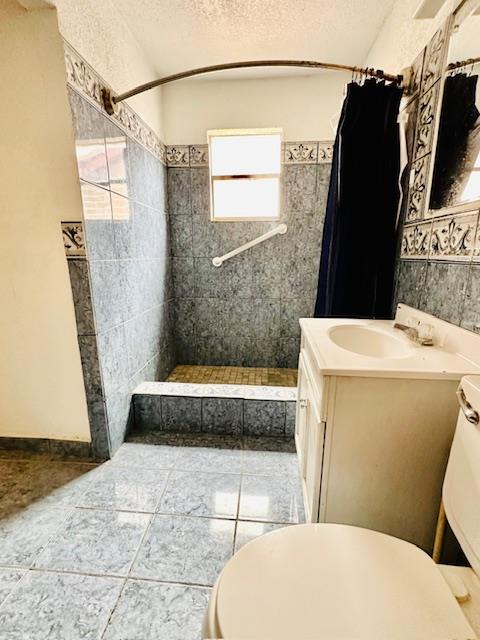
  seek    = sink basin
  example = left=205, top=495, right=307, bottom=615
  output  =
left=328, top=325, right=412, bottom=358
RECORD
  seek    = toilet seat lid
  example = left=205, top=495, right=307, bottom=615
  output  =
left=214, top=524, right=474, bottom=639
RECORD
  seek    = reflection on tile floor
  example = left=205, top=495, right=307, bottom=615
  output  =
left=167, top=364, right=298, bottom=387
left=0, top=434, right=302, bottom=639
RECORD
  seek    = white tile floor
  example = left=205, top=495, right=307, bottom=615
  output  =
left=0, top=434, right=303, bottom=639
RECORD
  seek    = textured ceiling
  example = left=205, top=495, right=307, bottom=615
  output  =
left=114, top=0, right=397, bottom=80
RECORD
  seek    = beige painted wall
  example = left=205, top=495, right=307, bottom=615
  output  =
left=0, top=1, right=91, bottom=440
left=365, top=0, right=457, bottom=72
left=48, top=0, right=164, bottom=138
left=162, top=73, right=348, bottom=144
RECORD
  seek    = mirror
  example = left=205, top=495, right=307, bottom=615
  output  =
left=429, top=2, right=480, bottom=211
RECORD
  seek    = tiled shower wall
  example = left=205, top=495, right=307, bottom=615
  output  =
left=63, top=45, right=175, bottom=457
left=167, top=144, right=332, bottom=368
left=395, top=19, right=480, bottom=330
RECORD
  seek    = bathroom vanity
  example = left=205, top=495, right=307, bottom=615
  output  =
left=296, top=304, right=480, bottom=553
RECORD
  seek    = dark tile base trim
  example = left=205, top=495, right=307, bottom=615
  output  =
left=0, top=437, right=101, bottom=461
left=133, top=393, right=296, bottom=439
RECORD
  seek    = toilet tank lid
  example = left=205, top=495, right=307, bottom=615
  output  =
left=443, top=375, right=480, bottom=578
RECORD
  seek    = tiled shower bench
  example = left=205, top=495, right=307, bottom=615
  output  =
left=132, top=382, right=297, bottom=438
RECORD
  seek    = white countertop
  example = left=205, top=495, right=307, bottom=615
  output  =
left=300, top=317, right=480, bottom=380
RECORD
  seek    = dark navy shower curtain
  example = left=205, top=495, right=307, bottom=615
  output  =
left=314, top=79, right=403, bottom=318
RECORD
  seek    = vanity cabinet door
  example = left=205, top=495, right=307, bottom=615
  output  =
left=295, top=352, right=309, bottom=480
left=296, top=350, right=326, bottom=522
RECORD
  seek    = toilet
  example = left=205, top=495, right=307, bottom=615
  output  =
left=203, top=375, right=480, bottom=639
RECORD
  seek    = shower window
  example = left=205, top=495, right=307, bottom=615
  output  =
left=207, top=128, right=282, bottom=221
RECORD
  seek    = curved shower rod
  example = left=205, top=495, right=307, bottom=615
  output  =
left=101, top=59, right=404, bottom=114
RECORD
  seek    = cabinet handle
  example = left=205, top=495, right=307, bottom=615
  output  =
left=299, top=398, right=308, bottom=409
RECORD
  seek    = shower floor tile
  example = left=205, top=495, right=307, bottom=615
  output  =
left=167, top=364, right=298, bottom=387
left=0, top=434, right=303, bottom=639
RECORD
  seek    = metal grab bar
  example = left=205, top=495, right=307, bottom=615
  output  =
left=212, top=224, right=287, bottom=267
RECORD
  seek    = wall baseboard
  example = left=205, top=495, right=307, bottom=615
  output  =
left=0, top=437, right=103, bottom=461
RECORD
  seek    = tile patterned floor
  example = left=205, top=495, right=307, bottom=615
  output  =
left=0, top=434, right=303, bottom=639
left=167, top=364, right=298, bottom=387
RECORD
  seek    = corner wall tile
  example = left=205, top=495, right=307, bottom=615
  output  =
left=67, top=259, right=96, bottom=335
left=395, top=260, right=428, bottom=309
left=419, top=261, right=469, bottom=325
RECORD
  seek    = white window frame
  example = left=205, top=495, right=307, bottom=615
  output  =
left=207, top=127, right=282, bottom=222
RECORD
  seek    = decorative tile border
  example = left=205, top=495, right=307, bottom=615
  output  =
left=430, top=212, right=477, bottom=261
left=401, top=221, right=432, bottom=259
left=421, top=19, right=451, bottom=93
left=402, top=211, right=480, bottom=262
left=134, top=381, right=296, bottom=401
left=64, top=42, right=166, bottom=165
left=405, top=48, right=426, bottom=102
left=165, top=141, right=334, bottom=168
left=412, top=80, right=441, bottom=163
left=61, top=221, right=86, bottom=258
left=406, top=155, right=430, bottom=221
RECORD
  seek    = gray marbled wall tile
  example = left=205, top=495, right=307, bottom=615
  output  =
left=172, top=257, right=195, bottom=298
left=174, top=298, right=196, bottom=338
left=104, top=118, right=129, bottom=198
left=0, top=570, right=123, bottom=640
left=460, top=265, right=480, bottom=332
left=283, top=165, right=317, bottom=213
left=67, top=260, right=96, bottom=336
left=34, top=508, right=150, bottom=576
left=280, top=298, right=313, bottom=338
left=277, top=337, right=300, bottom=369
left=89, top=260, right=130, bottom=332
left=191, top=214, right=226, bottom=257
left=202, top=398, right=243, bottom=435
left=126, top=138, right=148, bottom=205
left=195, top=298, right=225, bottom=338
left=315, top=163, right=331, bottom=219
left=191, top=167, right=210, bottom=215
left=105, top=385, right=134, bottom=455
left=419, top=262, right=469, bottom=325
left=285, top=402, right=296, bottom=438
left=395, top=259, right=428, bottom=309
left=134, top=394, right=162, bottom=431
left=80, top=182, right=115, bottom=261
left=161, top=396, right=202, bottom=432
left=130, top=514, right=235, bottom=585
left=96, top=324, right=129, bottom=397
left=170, top=214, right=193, bottom=256
left=175, top=334, right=198, bottom=364
left=68, top=88, right=109, bottom=188
left=111, top=192, right=134, bottom=259
left=102, top=579, right=209, bottom=640
left=168, top=168, right=191, bottom=215
left=244, top=400, right=286, bottom=437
